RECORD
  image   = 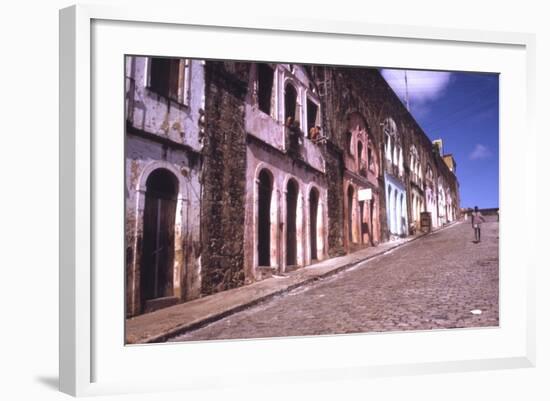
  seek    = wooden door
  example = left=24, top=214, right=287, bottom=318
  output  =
left=141, top=169, right=178, bottom=308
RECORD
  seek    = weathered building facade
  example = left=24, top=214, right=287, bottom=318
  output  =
left=125, top=56, right=205, bottom=316
left=125, top=57, right=461, bottom=317
left=243, top=63, right=328, bottom=280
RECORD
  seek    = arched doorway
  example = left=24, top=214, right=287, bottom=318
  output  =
left=387, top=186, right=392, bottom=234
left=369, top=198, right=375, bottom=245
left=309, top=187, right=319, bottom=261
left=258, top=169, right=273, bottom=267
left=286, top=179, right=299, bottom=267
left=400, top=193, right=405, bottom=234
left=393, top=190, right=399, bottom=234
left=141, top=169, right=178, bottom=310
left=347, top=185, right=355, bottom=244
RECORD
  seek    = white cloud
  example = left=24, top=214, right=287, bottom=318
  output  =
left=469, top=144, right=492, bottom=160
left=380, top=69, right=453, bottom=105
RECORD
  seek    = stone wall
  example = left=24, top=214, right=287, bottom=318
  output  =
left=200, top=62, right=249, bottom=295
left=323, top=142, right=346, bottom=256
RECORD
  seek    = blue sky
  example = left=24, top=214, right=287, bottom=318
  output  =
left=380, top=69, right=499, bottom=209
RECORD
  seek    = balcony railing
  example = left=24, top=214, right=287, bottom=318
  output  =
left=286, top=124, right=326, bottom=172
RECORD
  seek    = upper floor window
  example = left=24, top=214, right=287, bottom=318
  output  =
left=306, top=98, right=319, bottom=135
left=383, top=117, right=397, bottom=137
left=345, top=131, right=353, bottom=154
left=148, top=57, right=190, bottom=105
left=385, top=134, right=392, bottom=161
left=383, top=117, right=399, bottom=166
left=410, top=145, right=421, bottom=183
left=368, top=147, right=374, bottom=171
left=357, top=140, right=364, bottom=172
left=426, top=165, right=434, bottom=182
left=284, top=83, right=299, bottom=127
left=257, top=63, right=274, bottom=115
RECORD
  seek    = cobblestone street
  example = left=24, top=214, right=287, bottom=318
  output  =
left=170, top=218, right=499, bottom=342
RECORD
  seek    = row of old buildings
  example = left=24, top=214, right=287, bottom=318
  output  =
left=125, top=57, right=460, bottom=317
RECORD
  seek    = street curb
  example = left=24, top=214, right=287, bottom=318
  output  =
left=139, top=221, right=461, bottom=343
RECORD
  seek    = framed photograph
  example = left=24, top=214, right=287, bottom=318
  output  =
left=59, top=4, right=536, bottom=397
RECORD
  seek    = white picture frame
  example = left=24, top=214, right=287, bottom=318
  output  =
left=59, top=4, right=536, bottom=397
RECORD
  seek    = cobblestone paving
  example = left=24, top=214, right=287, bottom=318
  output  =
left=170, top=218, right=499, bottom=342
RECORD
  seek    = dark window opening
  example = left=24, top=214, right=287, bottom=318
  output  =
left=149, top=57, right=182, bottom=102
left=284, top=84, right=298, bottom=126
left=345, top=132, right=352, bottom=154
left=309, top=188, right=319, bottom=261
left=258, top=170, right=272, bottom=266
left=359, top=200, right=365, bottom=244
left=357, top=141, right=363, bottom=172
left=306, top=99, right=319, bottom=135
left=369, top=199, right=375, bottom=245
left=368, top=147, right=373, bottom=171
left=347, top=186, right=354, bottom=244
left=257, top=63, right=274, bottom=115
left=286, top=180, right=299, bottom=266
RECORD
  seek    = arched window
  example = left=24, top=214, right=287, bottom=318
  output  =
left=345, top=131, right=353, bottom=154
left=284, top=83, right=298, bottom=126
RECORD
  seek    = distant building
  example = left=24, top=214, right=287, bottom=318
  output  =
left=443, top=154, right=457, bottom=174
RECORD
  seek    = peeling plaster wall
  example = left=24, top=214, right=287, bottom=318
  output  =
left=125, top=137, right=203, bottom=316
left=245, top=63, right=326, bottom=172
left=126, top=57, right=205, bottom=151
left=243, top=140, right=329, bottom=280
left=125, top=56, right=204, bottom=317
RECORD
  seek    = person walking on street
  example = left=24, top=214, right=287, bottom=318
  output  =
left=471, top=206, right=485, bottom=243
